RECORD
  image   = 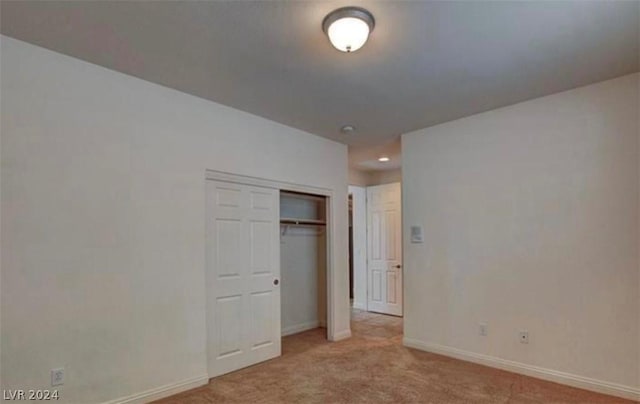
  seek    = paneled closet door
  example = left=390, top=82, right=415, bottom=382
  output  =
left=367, top=182, right=403, bottom=316
left=206, top=180, right=281, bottom=378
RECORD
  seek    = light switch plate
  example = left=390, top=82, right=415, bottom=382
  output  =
left=51, top=368, right=64, bottom=386
left=410, top=225, right=423, bottom=243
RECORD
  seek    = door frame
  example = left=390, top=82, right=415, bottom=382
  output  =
left=205, top=170, right=337, bottom=370
left=348, top=185, right=368, bottom=311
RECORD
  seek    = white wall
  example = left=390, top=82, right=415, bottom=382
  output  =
left=0, top=36, right=350, bottom=403
left=402, top=74, right=639, bottom=399
left=368, top=169, right=402, bottom=185
left=348, top=167, right=372, bottom=187
left=348, top=186, right=367, bottom=310
left=349, top=168, right=402, bottom=187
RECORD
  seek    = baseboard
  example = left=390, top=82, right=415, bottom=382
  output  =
left=403, top=337, right=640, bottom=401
left=331, top=329, right=352, bottom=341
left=104, top=374, right=209, bottom=404
left=352, top=301, right=366, bottom=310
left=281, top=321, right=320, bottom=337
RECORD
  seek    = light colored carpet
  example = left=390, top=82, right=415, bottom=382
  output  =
left=156, top=310, right=634, bottom=403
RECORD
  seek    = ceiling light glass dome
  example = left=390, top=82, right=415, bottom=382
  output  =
left=323, top=7, right=375, bottom=53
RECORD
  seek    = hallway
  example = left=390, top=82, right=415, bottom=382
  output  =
left=156, top=310, right=628, bottom=403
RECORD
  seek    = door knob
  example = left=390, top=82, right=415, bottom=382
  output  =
left=394, top=264, right=402, bottom=269
left=273, top=279, right=279, bottom=286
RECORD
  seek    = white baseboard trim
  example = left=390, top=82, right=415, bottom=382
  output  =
left=281, top=321, right=320, bottom=337
left=403, top=337, right=639, bottom=401
left=104, top=374, right=209, bottom=404
left=352, top=301, right=366, bottom=310
left=331, top=329, right=352, bottom=342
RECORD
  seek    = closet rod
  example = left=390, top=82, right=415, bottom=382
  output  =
left=280, top=218, right=326, bottom=226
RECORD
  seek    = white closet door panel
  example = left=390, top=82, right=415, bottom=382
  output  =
left=216, top=295, right=243, bottom=357
left=216, top=219, right=243, bottom=278
left=371, top=269, right=383, bottom=302
left=250, top=221, right=273, bottom=274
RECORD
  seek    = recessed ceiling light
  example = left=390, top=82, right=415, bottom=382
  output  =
left=378, top=156, right=390, bottom=162
left=323, top=7, right=375, bottom=53
left=341, top=125, right=356, bottom=134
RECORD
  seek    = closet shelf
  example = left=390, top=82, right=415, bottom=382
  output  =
left=280, top=218, right=326, bottom=226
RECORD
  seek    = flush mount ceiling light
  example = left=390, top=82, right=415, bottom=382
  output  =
left=378, top=156, right=390, bottom=162
left=322, top=7, right=375, bottom=53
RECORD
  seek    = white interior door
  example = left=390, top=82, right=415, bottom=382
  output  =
left=366, top=182, right=402, bottom=316
left=206, top=180, right=280, bottom=378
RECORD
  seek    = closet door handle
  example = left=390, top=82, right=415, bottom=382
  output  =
left=273, top=278, right=280, bottom=286
left=394, top=264, right=402, bottom=269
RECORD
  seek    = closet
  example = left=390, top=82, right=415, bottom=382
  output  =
left=279, top=191, right=327, bottom=337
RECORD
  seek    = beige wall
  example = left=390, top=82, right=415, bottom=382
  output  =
left=368, top=169, right=402, bottom=185
left=1, top=37, right=350, bottom=403
left=348, top=167, right=371, bottom=187
left=349, top=168, right=401, bottom=187
left=402, top=74, right=639, bottom=399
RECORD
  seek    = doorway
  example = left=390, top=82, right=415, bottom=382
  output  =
left=348, top=182, right=403, bottom=317
left=366, top=182, right=403, bottom=316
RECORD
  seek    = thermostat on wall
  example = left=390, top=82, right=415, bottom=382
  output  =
left=410, top=225, right=423, bottom=243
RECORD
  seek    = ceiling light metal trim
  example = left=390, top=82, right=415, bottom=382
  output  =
left=322, top=7, right=376, bottom=35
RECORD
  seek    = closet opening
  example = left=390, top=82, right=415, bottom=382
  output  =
left=279, top=190, right=328, bottom=340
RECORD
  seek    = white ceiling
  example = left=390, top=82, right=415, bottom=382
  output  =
left=2, top=1, right=638, bottom=171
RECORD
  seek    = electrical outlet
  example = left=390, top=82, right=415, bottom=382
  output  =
left=479, top=323, right=488, bottom=336
left=51, top=368, right=64, bottom=386
left=518, top=330, right=529, bottom=344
